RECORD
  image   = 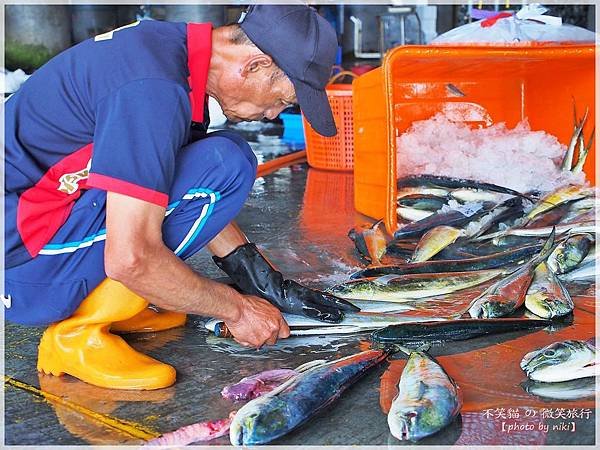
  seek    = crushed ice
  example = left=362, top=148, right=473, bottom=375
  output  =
left=396, top=113, right=587, bottom=193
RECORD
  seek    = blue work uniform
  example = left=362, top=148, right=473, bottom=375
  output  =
left=4, top=21, right=257, bottom=325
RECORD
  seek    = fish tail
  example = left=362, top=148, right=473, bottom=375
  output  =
left=530, top=227, right=557, bottom=267
left=390, top=344, right=413, bottom=356
left=416, top=343, right=432, bottom=353
left=572, top=125, right=595, bottom=173
left=562, top=106, right=588, bottom=170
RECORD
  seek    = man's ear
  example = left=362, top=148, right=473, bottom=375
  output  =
left=241, top=54, right=274, bottom=77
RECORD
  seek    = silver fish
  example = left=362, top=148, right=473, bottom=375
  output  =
left=398, top=206, right=434, bottom=222
left=450, top=189, right=512, bottom=204
left=521, top=340, right=596, bottom=382
left=558, top=259, right=596, bottom=282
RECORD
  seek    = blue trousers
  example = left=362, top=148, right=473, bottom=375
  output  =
left=5, top=131, right=257, bottom=326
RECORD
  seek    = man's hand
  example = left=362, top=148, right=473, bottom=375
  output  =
left=213, top=243, right=360, bottom=323
left=104, top=193, right=290, bottom=348
left=225, top=295, right=290, bottom=348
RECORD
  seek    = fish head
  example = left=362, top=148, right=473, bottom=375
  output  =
left=229, top=398, right=289, bottom=446
left=480, top=298, right=516, bottom=318
left=525, top=293, right=573, bottom=319
left=520, top=340, right=595, bottom=382
left=548, top=245, right=578, bottom=274
left=389, top=405, right=428, bottom=441
left=390, top=397, right=459, bottom=442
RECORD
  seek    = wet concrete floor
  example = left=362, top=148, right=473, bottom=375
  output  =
left=4, top=163, right=596, bottom=446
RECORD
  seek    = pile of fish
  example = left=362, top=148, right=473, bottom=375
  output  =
left=345, top=177, right=596, bottom=324
left=521, top=339, right=596, bottom=383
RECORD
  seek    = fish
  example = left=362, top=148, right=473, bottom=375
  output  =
left=205, top=312, right=445, bottom=337
left=547, top=233, right=593, bottom=274
left=524, top=185, right=592, bottom=223
left=348, top=220, right=388, bottom=265
left=397, top=186, right=449, bottom=199
left=397, top=207, right=434, bottom=222
left=526, top=202, right=574, bottom=229
left=147, top=362, right=325, bottom=446
left=230, top=349, right=391, bottom=445
left=396, top=174, right=528, bottom=199
left=371, top=318, right=552, bottom=344
left=394, top=201, right=493, bottom=240
left=521, top=377, right=596, bottom=401
left=524, top=262, right=574, bottom=319
left=560, top=106, right=589, bottom=170
left=388, top=347, right=461, bottom=441
left=491, top=235, right=543, bottom=248
left=410, top=226, right=464, bottom=263
left=386, top=240, right=418, bottom=260
left=476, top=222, right=595, bottom=241
left=449, top=188, right=512, bottom=204
left=572, top=126, right=594, bottom=173
left=461, top=197, right=525, bottom=240
left=560, top=197, right=596, bottom=223
left=328, top=270, right=503, bottom=303
left=397, top=194, right=448, bottom=211
left=520, top=339, right=596, bottom=382
left=350, top=243, right=543, bottom=279
left=558, top=258, right=596, bottom=282
left=468, top=229, right=555, bottom=318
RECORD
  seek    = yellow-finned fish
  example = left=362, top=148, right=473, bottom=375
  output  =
left=525, top=185, right=592, bottom=223
left=410, top=226, right=464, bottom=263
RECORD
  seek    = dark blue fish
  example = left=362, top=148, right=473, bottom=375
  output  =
left=229, top=349, right=391, bottom=445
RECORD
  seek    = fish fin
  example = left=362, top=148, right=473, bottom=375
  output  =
left=260, top=354, right=358, bottom=397
left=562, top=107, right=588, bottom=170
left=373, top=274, right=401, bottom=286
left=393, top=344, right=413, bottom=356
left=572, top=126, right=595, bottom=173
left=532, top=227, right=556, bottom=265
left=416, top=343, right=432, bottom=353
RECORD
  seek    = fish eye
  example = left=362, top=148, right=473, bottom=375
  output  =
left=543, top=349, right=556, bottom=357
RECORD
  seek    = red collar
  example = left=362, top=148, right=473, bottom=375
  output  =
left=187, top=23, right=212, bottom=123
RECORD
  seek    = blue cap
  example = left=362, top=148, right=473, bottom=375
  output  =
left=240, top=5, right=338, bottom=137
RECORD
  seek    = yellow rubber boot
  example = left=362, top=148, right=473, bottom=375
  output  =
left=37, top=279, right=176, bottom=390
left=111, top=308, right=186, bottom=333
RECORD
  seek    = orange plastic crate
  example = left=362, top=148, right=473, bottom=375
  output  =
left=303, top=84, right=354, bottom=171
left=352, top=44, right=595, bottom=235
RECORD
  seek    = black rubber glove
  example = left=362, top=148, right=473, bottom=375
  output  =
left=213, top=243, right=360, bottom=323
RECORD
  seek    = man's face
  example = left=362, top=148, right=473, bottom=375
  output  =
left=214, top=57, right=297, bottom=123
